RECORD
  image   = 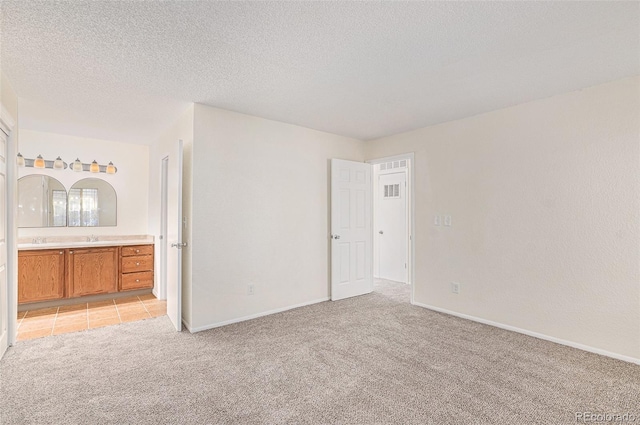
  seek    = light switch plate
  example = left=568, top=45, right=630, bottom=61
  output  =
left=444, top=215, right=452, bottom=226
left=434, top=215, right=441, bottom=226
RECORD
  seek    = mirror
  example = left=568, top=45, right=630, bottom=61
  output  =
left=18, top=175, right=67, bottom=227
left=68, top=178, right=117, bottom=227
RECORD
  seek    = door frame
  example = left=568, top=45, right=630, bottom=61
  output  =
left=366, top=153, right=415, bottom=304
left=158, top=156, right=169, bottom=300
left=1, top=106, right=17, bottom=350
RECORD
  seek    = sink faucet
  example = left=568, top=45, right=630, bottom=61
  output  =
left=87, top=235, right=99, bottom=242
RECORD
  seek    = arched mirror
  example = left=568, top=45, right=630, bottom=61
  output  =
left=68, top=178, right=117, bottom=227
left=18, top=175, right=67, bottom=227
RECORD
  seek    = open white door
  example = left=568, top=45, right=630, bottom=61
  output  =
left=0, top=126, right=8, bottom=357
left=166, top=139, right=183, bottom=331
left=331, top=159, right=373, bottom=301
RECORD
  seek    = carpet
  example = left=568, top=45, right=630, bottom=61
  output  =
left=1, top=280, right=638, bottom=424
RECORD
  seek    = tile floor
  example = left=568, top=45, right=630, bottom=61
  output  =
left=16, top=294, right=166, bottom=342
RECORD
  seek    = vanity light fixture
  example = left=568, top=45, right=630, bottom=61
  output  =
left=53, top=156, right=65, bottom=170
left=68, top=158, right=118, bottom=173
left=72, top=158, right=83, bottom=172
left=18, top=154, right=69, bottom=169
left=33, top=155, right=45, bottom=169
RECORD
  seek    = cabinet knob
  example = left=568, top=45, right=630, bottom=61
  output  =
left=136, top=279, right=140, bottom=282
left=59, top=251, right=63, bottom=255
left=70, top=251, right=74, bottom=254
left=135, top=249, right=140, bottom=253
left=136, top=262, right=140, bottom=266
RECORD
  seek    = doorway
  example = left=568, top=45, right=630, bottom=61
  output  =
left=368, top=154, right=414, bottom=304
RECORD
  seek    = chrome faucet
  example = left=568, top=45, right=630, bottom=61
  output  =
left=87, top=235, right=99, bottom=242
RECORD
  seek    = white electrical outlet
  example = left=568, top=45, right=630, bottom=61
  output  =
left=444, top=215, right=452, bottom=227
left=434, top=215, right=441, bottom=226
left=451, top=282, right=460, bottom=294
left=248, top=284, right=255, bottom=295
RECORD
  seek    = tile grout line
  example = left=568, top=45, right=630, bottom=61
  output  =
left=138, top=296, right=152, bottom=317
left=16, top=312, right=26, bottom=332
left=51, top=307, right=60, bottom=336
left=113, top=299, right=122, bottom=323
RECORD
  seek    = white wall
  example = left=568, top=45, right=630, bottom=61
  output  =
left=190, top=105, right=365, bottom=330
left=17, top=130, right=149, bottom=237
left=364, top=76, right=640, bottom=361
left=148, top=105, right=193, bottom=321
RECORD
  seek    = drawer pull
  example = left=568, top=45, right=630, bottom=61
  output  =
left=135, top=249, right=140, bottom=253
left=59, top=251, right=63, bottom=255
left=136, top=262, right=140, bottom=266
left=136, top=279, right=140, bottom=282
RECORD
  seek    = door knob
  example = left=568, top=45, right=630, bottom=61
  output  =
left=331, top=234, right=341, bottom=240
left=171, top=242, right=188, bottom=249
left=379, top=230, right=384, bottom=234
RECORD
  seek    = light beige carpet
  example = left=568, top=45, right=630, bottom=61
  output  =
left=1, top=280, right=638, bottom=424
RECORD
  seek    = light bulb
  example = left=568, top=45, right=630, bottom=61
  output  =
left=72, top=158, right=83, bottom=172
left=53, top=156, right=64, bottom=170
left=106, top=161, right=116, bottom=174
left=90, top=160, right=100, bottom=173
left=33, top=155, right=45, bottom=169
left=16, top=153, right=25, bottom=167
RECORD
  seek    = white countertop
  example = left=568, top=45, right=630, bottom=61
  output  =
left=18, top=235, right=154, bottom=251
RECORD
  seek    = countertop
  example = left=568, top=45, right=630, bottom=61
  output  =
left=17, top=235, right=154, bottom=251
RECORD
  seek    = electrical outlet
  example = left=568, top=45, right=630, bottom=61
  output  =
left=444, top=215, right=452, bottom=227
left=248, top=284, right=255, bottom=295
left=434, top=215, right=441, bottom=226
left=451, top=282, right=460, bottom=294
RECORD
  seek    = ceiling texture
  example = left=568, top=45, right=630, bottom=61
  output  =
left=1, top=1, right=639, bottom=144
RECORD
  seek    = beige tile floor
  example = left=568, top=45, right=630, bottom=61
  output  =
left=16, top=294, right=167, bottom=342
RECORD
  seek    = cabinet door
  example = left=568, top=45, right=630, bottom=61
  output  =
left=68, top=247, right=118, bottom=297
left=18, top=250, right=66, bottom=304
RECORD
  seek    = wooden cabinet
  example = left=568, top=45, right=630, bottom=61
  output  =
left=18, top=243, right=155, bottom=304
left=18, top=249, right=66, bottom=303
left=120, top=244, right=154, bottom=291
left=68, top=247, right=119, bottom=297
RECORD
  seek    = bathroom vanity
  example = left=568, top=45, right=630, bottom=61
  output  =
left=17, top=237, right=154, bottom=305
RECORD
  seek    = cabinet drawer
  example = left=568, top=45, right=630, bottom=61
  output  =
left=121, top=271, right=154, bottom=291
left=121, top=255, right=153, bottom=273
left=121, top=245, right=153, bottom=257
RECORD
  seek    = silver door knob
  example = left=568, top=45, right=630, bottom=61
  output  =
left=331, top=234, right=340, bottom=240
left=171, top=242, right=188, bottom=249
left=379, top=230, right=384, bottom=234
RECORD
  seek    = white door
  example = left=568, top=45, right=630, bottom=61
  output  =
left=166, top=140, right=183, bottom=331
left=378, top=172, right=408, bottom=283
left=0, top=127, right=8, bottom=357
left=331, top=159, right=373, bottom=301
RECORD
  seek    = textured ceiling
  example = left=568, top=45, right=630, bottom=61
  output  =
left=1, top=1, right=639, bottom=144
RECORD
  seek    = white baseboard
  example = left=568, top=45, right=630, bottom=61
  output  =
left=189, top=297, right=330, bottom=333
left=412, top=301, right=640, bottom=366
left=182, top=319, right=192, bottom=333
